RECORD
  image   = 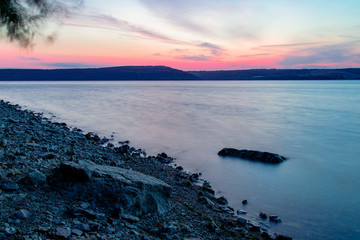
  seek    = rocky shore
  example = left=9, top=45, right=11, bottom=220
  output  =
left=0, top=100, right=291, bottom=240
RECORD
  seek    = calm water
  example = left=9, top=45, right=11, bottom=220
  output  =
left=0, top=80, right=359, bottom=239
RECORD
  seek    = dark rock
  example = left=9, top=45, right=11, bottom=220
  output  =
left=259, top=212, right=268, bottom=219
left=40, top=152, right=56, bottom=160
left=248, top=222, right=261, bottom=232
left=242, top=199, right=248, bottom=205
left=20, top=170, right=47, bottom=186
left=202, top=184, right=215, bottom=196
left=237, top=209, right=247, bottom=215
left=51, top=227, right=72, bottom=240
left=218, top=148, right=286, bottom=163
left=189, top=173, right=200, bottom=182
left=48, top=161, right=172, bottom=216
left=85, top=132, right=101, bottom=142
left=114, top=145, right=130, bottom=154
left=71, top=229, right=83, bottom=236
left=275, top=234, right=293, bottom=240
left=261, top=231, right=274, bottom=240
left=198, top=196, right=214, bottom=207
left=15, top=209, right=30, bottom=219
left=4, top=226, right=17, bottom=235
left=237, top=217, right=247, bottom=225
left=121, top=214, right=140, bottom=223
left=216, top=196, right=228, bottom=205
left=0, top=180, right=19, bottom=192
left=156, top=153, right=173, bottom=164
left=269, top=215, right=282, bottom=223
left=76, top=223, right=91, bottom=232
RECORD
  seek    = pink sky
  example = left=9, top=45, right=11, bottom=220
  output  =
left=1, top=0, right=360, bottom=70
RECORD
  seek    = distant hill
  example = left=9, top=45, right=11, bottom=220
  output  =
left=189, top=68, right=360, bottom=80
left=1, top=66, right=360, bottom=81
left=0, top=66, right=198, bottom=80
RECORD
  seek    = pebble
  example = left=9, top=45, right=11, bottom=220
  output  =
left=121, top=214, right=140, bottom=223
left=15, top=209, right=30, bottom=219
left=259, top=212, right=268, bottom=219
left=270, top=215, right=282, bottom=223
left=72, top=228, right=83, bottom=236
left=5, top=226, right=17, bottom=235
left=52, top=227, right=72, bottom=239
left=237, top=209, right=247, bottom=215
left=0, top=180, right=19, bottom=192
left=76, top=223, right=91, bottom=232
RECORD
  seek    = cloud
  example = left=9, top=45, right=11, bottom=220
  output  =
left=65, top=11, right=180, bottom=44
left=42, top=62, right=102, bottom=68
left=279, top=41, right=360, bottom=68
left=177, top=55, right=211, bottom=61
left=253, top=42, right=320, bottom=52
left=198, top=42, right=225, bottom=56
left=138, top=0, right=214, bottom=35
left=238, top=53, right=271, bottom=58
left=18, top=56, right=41, bottom=61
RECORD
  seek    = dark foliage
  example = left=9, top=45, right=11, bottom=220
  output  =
left=0, top=0, right=79, bottom=47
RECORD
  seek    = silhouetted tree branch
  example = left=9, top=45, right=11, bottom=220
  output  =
left=0, top=0, right=80, bottom=47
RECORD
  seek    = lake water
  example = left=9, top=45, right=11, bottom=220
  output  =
left=0, top=80, right=359, bottom=239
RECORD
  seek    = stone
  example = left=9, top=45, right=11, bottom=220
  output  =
left=52, top=227, right=72, bottom=239
left=15, top=209, right=30, bottom=219
left=156, top=153, right=173, bottom=164
left=218, top=148, right=286, bottom=163
left=261, top=231, right=274, bottom=240
left=80, top=202, right=91, bottom=209
left=5, top=226, right=17, bottom=235
left=216, top=196, right=228, bottom=205
left=20, top=170, right=46, bottom=186
left=259, top=212, right=268, bottom=219
left=121, top=214, right=140, bottom=223
left=237, top=217, right=247, bottom=225
left=0, top=168, right=6, bottom=180
left=76, top=223, right=91, bottom=232
left=72, top=229, right=83, bottom=236
left=237, top=209, right=247, bottom=215
left=40, top=152, right=56, bottom=160
left=0, top=180, right=19, bottom=192
left=275, top=234, right=293, bottom=240
left=48, top=161, right=172, bottom=216
left=242, top=199, right=248, bottom=205
left=269, top=215, right=282, bottom=223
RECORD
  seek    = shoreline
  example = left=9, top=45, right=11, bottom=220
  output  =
left=0, top=99, right=291, bottom=240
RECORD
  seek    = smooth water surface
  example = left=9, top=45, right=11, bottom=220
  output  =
left=0, top=80, right=359, bottom=239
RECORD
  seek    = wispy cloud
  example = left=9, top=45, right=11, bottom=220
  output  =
left=253, top=42, right=320, bottom=51
left=65, top=12, right=179, bottom=43
left=138, top=0, right=214, bottom=35
left=42, top=62, right=102, bottom=68
left=18, top=56, right=41, bottom=61
left=238, top=53, right=271, bottom=58
left=177, top=55, right=211, bottom=61
left=198, top=42, right=225, bottom=56
left=279, top=41, right=360, bottom=68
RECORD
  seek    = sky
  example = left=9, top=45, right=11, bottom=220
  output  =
left=1, top=0, right=360, bottom=70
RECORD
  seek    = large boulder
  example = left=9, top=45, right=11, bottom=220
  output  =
left=218, top=148, right=286, bottom=163
left=47, top=161, right=172, bottom=216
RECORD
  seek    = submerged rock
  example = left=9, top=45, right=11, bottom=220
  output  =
left=218, top=148, right=286, bottom=163
left=47, top=161, right=172, bottom=216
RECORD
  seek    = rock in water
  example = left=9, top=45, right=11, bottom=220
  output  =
left=47, top=161, right=172, bottom=216
left=218, top=148, right=286, bottom=163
